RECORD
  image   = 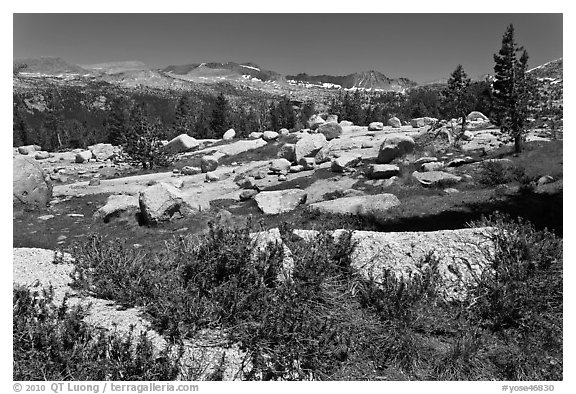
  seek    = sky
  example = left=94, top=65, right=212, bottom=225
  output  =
left=13, top=13, right=562, bottom=84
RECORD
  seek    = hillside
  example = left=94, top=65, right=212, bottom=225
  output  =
left=528, top=58, right=563, bottom=80
left=286, top=70, right=417, bottom=91
left=162, top=61, right=281, bottom=83
left=81, top=60, right=150, bottom=74
left=14, top=57, right=91, bottom=76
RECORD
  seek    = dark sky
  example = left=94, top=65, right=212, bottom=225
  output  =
left=13, top=13, right=563, bottom=83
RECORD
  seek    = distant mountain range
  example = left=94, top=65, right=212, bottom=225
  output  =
left=13, top=56, right=417, bottom=93
left=13, top=56, right=563, bottom=96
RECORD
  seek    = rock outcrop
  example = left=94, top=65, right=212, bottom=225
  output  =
left=13, top=156, right=53, bottom=209
left=292, top=227, right=494, bottom=300
left=254, top=189, right=307, bottom=214
left=308, top=194, right=400, bottom=217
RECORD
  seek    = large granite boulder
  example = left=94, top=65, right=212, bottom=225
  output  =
left=466, top=111, right=489, bottom=122
left=421, top=162, right=445, bottom=172
left=413, top=171, right=462, bottom=187
left=75, top=150, right=93, bottom=163
left=368, top=122, right=384, bottom=131
left=269, top=158, right=292, bottom=173
left=223, top=128, right=236, bottom=141
left=200, top=155, right=220, bottom=173
left=277, top=143, right=296, bottom=162
left=240, top=189, right=259, bottom=201
left=317, top=122, right=343, bottom=141
left=299, top=157, right=316, bottom=171
left=262, top=130, right=280, bottom=142
left=181, top=166, right=202, bottom=175
left=376, top=135, right=415, bottom=164
left=163, top=134, right=200, bottom=154
left=17, top=145, right=41, bottom=155
left=13, top=156, right=53, bottom=209
left=138, top=182, right=186, bottom=224
left=93, top=194, right=140, bottom=223
left=308, top=114, right=325, bottom=130
left=254, top=189, right=307, bottom=214
left=34, top=151, right=51, bottom=160
left=414, top=156, right=438, bottom=166
left=326, top=114, right=338, bottom=123
left=461, top=130, right=474, bottom=141
left=294, top=133, right=327, bottom=162
left=365, top=164, right=400, bottom=179
left=331, top=153, right=362, bottom=172
left=89, top=143, right=115, bottom=161
left=387, top=117, right=402, bottom=128
left=411, top=117, right=438, bottom=128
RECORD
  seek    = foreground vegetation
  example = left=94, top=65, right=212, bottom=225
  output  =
left=14, top=213, right=562, bottom=380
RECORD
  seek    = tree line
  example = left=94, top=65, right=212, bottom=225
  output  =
left=13, top=88, right=317, bottom=151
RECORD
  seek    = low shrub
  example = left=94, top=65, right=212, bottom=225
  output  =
left=63, top=213, right=562, bottom=380
left=466, top=213, right=563, bottom=379
left=478, top=160, right=510, bottom=186
left=13, top=285, right=186, bottom=381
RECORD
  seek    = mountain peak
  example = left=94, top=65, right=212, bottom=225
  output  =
left=14, top=57, right=89, bottom=75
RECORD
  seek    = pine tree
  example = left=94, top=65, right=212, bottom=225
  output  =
left=13, top=102, right=29, bottom=147
left=492, top=24, right=531, bottom=153
left=173, top=94, right=194, bottom=138
left=445, top=64, right=472, bottom=138
left=246, top=107, right=261, bottom=134
left=194, top=110, right=212, bottom=139
left=344, top=90, right=364, bottom=125
left=269, top=97, right=296, bottom=130
left=328, top=96, right=342, bottom=120
left=210, top=92, right=229, bottom=137
left=106, top=96, right=131, bottom=145
left=124, top=102, right=168, bottom=169
left=42, top=91, right=64, bottom=151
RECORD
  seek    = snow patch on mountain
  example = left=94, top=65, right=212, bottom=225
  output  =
left=240, top=64, right=260, bottom=71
